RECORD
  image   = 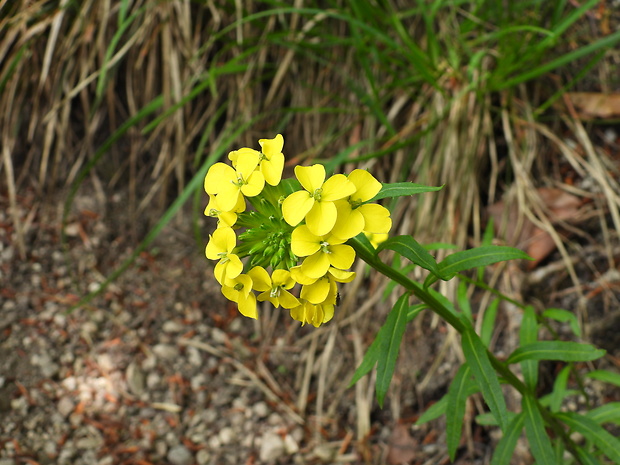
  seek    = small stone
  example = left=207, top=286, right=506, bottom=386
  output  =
left=57, top=397, right=74, bottom=418
left=126, top=361, right=145, bottom=396
left=162, top=321, right=184, bottom=333
left=152, top=344, right=179, bottom=360
left=260, top=432, right=285, bottom=462
left=219, top=426, right=235, bottom=445
left=196, top=449, right=211, bottom=465
left=146, top=372, right=161, bottom=389
left=253, top=401, right=269, bottom=418
left=167, top=445, right=193, bottom=465
left=283, top=434, right=299, bottom=454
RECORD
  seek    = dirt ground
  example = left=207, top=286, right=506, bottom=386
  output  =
left=1, top=174, right=620, bottom=465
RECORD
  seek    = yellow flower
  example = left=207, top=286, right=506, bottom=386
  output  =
left=282, top=164, right=356, bottom=236
left=204, top=151, right=265, bottom=211
left=365, top=232, right=389, bottom=249
left=221, top=274, right=258, bottom=319
left=204, top=194, right=245, bottom=228
left=331, top=169, right=391, bottom=239
left=291, top=225, right=355, bottom=279
left=258, top=134, right=285, bottom=186
left=247, top=266, right=300, bottom=309
left=205, top=227, right=243, bottom=284
left=290, top=299, right=335, bottom=327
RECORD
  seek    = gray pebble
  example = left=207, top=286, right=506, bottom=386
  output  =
left=259, top=432, right=285, bottom=462
left=167, top=444, right=193, bottom=465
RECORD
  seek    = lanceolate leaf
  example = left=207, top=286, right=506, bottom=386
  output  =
left=549, top=365, right=571, bottom=413
left=556, top=412, right=620, bottom=464
left=370, top=182, right=443, bottom=201
left=375, top=293, right=410, bottom=407
left=520, top=306, right=539, bottom=390
left=506, top=342, right=606, bottom=364
left=491, top=413, right=525, bottom=465
left=461, top=328, right=508, bottom=431
left=438, top=246, right=532, bottom=279
left=523, top=394, right=555, bottom=465
left=587, top=402, right=620, bottom=426
left=447, top=364, right=472, bottom=460
left=415, top=383, right=480, bottom=426
left=377, top=236, right=442, bottom=278
left=586, top=369, right=620, bottom=388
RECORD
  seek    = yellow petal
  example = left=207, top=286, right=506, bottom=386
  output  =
left=271, top=269, right=293, bottom=288
left=258, top=134, right=284, bottom=157
left=295, top=164, right=325, bottom=192
left=282, top=191, right=314, bottom=227
left=359, top=204, right=392, bottom=234
left=300, top=278, right=330, bottom=304
left=237, top=292, right=258, bottom=319
left=291, top=225, right=321, bottom=257
left=328, top=244, right=355, bottom=270
left=247, top=266, right=271, bottom=292
left=235, top=149, right=261, bottom=178
left=348, top=169, right=382, bottom=202
left=328, top=267, right=356, bottom=283
left=240, top=171, right=265, bottom=197
left=204, top=163, right=236, bottom=195
left=301, top=252, right=330, bottom=279
left=261, top=153, right=284, bottom=186
left=278, top=290, right=300, bottom=309
left=321, top=174, right=356, bottom=201
left=305, top=201, right=337, bottom=236
left=290, top=265, right=317, bottom=285
left=331, top=203, right=364, bottom=240
left=319, top=305, right=334, bottom=325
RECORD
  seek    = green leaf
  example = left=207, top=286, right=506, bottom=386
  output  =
left=520, top=306, right=539, bottom=389
left=461, top=328, right=508, bottom=431
left=542, top=308, right=581, bottom=338
left=586, top=369, right=620, bottom=388
left=377, top=236, right=442, bottom=278
left=573, top=446, right=602, bottom=465
left=549, top=365, right=571, bottom=413
left=523, top=394, right=555, bottom=465
left=457, top=282, right=473, bottom=325
left=480, top=299, right=499, bottom=346
left=349, top=293, right=410, bottom=407
left=370, top=182, right=443, bottom=201
left=447, top=364, right=472, bottom=460
left=375, top=293, right=410, bottom=407
left=506, top=342, right=606, bottom=364
left=587, top=402, right=620, bottom=426
left=415, top=382, right=480, bottom=426
left=491, top=413, right=525, bottom=465
left=438, top=246, right=532, bottom=279
left=556, top=412, right=620, bottom=464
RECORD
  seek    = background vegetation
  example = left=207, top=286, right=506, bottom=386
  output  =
left=2, top=0, right=620, bottom=462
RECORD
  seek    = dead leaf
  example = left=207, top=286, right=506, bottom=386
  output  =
left=387, top=423, right=417, bottom=464
left=565, top=92, right=620, bottom=119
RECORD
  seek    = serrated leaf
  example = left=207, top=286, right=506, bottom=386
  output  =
left=587, top=402, right=620, bottom=426
left=586, top=369, right=620, bottom=387
left=556, top=412, right=620, bottom=464
left=480, top=298, right=499, bottom=346
left=506, top=342, right=606, bottom=364
left=375, top=293, right=410, bottom=407
left=491, top=413, right=525, bottom=465
left=520, top=306, right=539, bottom=389
left=438, top=246, right=532, bottom=279
left=549, top=365, right=571, bottom=413
left=523, top=394, right=555, bottom=465
left=542, top=308, right=581, bottom=337
left=370, top=182, right=443, bottom=201
left=377, top=236, right=442, bottom=278
left=447, top=364, right=472, bottom=460
left=461, top=328, right=508, bottom=431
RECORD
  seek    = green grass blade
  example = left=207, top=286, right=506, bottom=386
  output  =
left=480, top=298, right=499, bottom=346
left=491, top=412, right=525, bottom=465
left=520, top=306, right=539, bottom=389
left=555, top=412, right=620, bottom=464
left=447, top=363, right=472, bottom=460
left=506, top=342, right=606, bottom=364
left=461, top=327, right=508, bottom=431
left=523, top=394, right=555, bottom=465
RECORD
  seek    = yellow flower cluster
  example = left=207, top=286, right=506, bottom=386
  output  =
left=204, top=135, right=391, bottom=327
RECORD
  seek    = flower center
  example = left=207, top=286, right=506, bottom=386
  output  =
left=312, top=188, right=323, bottom=201
left=320, top=241, right=331, bottom=254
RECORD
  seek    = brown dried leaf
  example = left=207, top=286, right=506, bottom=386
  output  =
left=566, top=92, right=620, bottom=119
left=387, top=424, right=417, bottom=464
